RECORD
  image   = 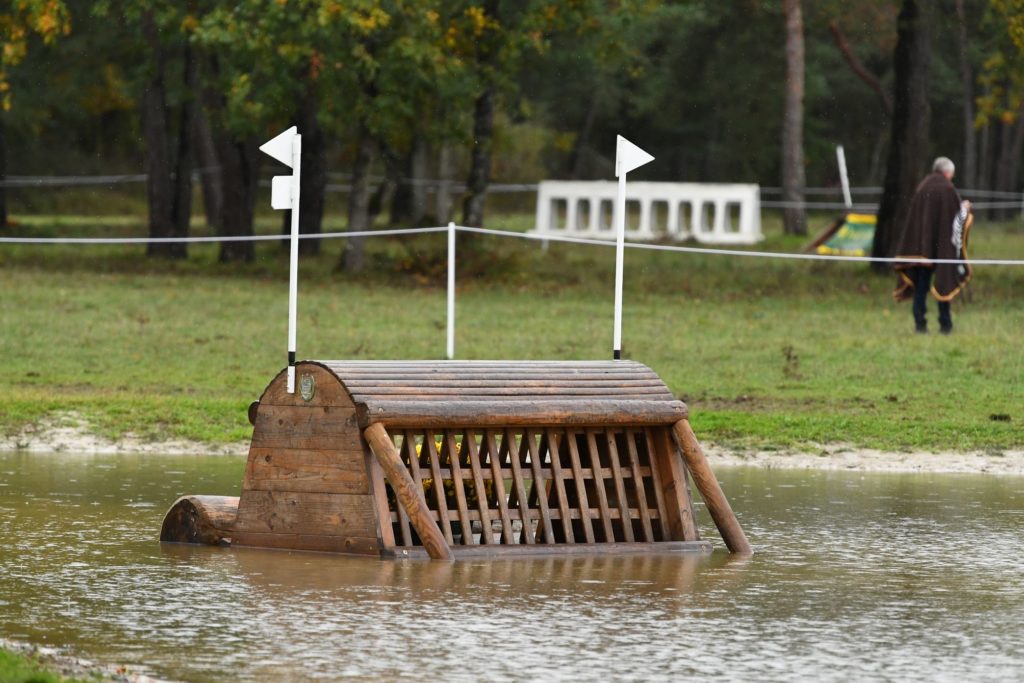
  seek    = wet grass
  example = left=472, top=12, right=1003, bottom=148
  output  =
left=0, top=647, right=92, bottom=682
left=1, top=210, right=1022, bottom=452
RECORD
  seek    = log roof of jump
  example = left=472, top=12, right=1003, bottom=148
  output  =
left=305, top=360, right=688, bottom=428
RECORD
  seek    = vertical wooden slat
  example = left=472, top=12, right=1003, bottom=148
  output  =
left=625, top=429, right=654, bottom=542
left=444, top=431, right=474, bottom=545
left=505, top=428, right=535, bottom=544
left=525, top=431, right=555, bottom=543
left=363, top=423, right=453, bottom=560
left=365, top=449, right=397, bottom=551
left=566, top=430, right=595, bottom=543
left=387, top=434, right=414, bottom=546
left=545, top=428, right=575, bottom=543
left=605, top=429, right=634, bottom=543
left=643, top=427, right=671, bottom=541
left=485, top=430, right=515, bottom=544
left=651, top=426, right=698, bottom=542
left=464, top=429, right=494, bottom=545
left=444, top=432, right=475, bottom=544
left=424, top=429, right=454, bottom=545
left=586, top=429, right=615, bottom=542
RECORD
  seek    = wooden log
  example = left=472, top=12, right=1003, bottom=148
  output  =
left=672, top=419, right=752, bottom=555
left=160, top=495, right=239, bottom=546
left=363, top=423, right=454, bottom=560
left=356, top=399, right=686, bottom=429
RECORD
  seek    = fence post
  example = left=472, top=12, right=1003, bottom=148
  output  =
left=447, top=221, right=456, bottom=360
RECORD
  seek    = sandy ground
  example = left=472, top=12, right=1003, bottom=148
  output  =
left=2, top=412, right=1022, bottom=475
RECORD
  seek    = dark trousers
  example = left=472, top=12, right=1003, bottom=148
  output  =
left=910, top=267, right=951, bottom=330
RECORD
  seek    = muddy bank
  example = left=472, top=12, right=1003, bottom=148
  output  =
left=1, top=638, right=173, bottom=683
left=2, top=413, right=1022, bottom=475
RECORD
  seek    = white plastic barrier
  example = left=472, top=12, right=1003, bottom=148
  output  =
left=533, top=180, right=763, bottom=244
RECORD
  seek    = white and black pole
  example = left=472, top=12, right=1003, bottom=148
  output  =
left=613, top=135, right=654, bottom=360
left=260, top=126, right=302, bottom=393
left=836, top=144, right=853, bottom=210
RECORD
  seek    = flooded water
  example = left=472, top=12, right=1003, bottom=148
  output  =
left=2, top=451, right=1023, bottom=682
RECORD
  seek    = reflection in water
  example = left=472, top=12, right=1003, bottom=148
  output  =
left=2, top=452, right=1023, bottom=681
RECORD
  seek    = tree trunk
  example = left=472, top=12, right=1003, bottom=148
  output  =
left=782, top=0, right=806, bottom=236
left=435, top=142, right=453, bottom=224
left=0, top=116, right=7, bottom=228
left=994, top=110, right=1024, bottom=218
left=195, top=107, right=222, bottom=229
left=568, top=94, right=599, bottom=179
left=141, top=13, right=176, bottom=259
left=462, top=87, right=495, bottom=228
left=977, top=113, right=993, bottom=192
left=343, top=124, right=376, bottom=272
left=954, top=0, right=977, bottom=189
left=168, top=42, right=197, bottom=261
left=216, top=137, right=258, bottom=263
left=872, top=0, right=931, bottom=269
left=281, top=89, right=326, bottom=255
left=390, top=135, right=427, bottom=226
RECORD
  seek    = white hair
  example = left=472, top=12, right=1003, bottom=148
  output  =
left=933, top=157, right=955, bottom=174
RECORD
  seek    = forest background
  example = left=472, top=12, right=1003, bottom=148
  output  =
left=2, top=0, right=1024, bottom=259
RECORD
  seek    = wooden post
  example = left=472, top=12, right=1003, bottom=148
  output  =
left=672, top=419, right=752, bottom=555
left=364, top=422, right=454, bottom=560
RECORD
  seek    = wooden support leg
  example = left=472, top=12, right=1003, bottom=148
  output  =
left=672, top=419, right=752, bottom=555
left=364, top=423, right=454, bottom=561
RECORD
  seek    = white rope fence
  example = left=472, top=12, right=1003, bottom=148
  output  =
left=3, top=222, right=1020, bottom=266
left=3, top=221, right=1021, bottom=359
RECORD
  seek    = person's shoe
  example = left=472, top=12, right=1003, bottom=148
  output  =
left=915, top=323, right=928, bottom=334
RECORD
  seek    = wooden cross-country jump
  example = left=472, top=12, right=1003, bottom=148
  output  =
left=161, top=360, right=751, bottom=559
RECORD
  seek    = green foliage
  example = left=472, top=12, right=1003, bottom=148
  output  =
left=0, top=0, right=71, bottom=109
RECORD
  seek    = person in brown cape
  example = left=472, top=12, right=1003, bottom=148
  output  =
left=893, top=157, right=973, bottom=334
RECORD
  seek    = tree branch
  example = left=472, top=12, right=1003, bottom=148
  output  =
left=829, top=21, right=893, bottom=116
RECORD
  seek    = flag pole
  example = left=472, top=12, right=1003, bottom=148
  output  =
left=287, top=134, right=302, bottom=393
left=613, top=169, right=626, bottom=360
left=612, top=135, right=654, bottom=361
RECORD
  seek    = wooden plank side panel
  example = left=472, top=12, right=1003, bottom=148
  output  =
left=246, top=448, right=370, bottom=495
left=250, top=405, right=364, bottom=452
left=233, top=531, right=380, bottom=555
left=259, top=363, right=356, bottom=408
left=233, top=490, right=378, bottom=539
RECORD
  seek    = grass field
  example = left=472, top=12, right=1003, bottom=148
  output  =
left=1, top=210, right=1022, bottom=452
